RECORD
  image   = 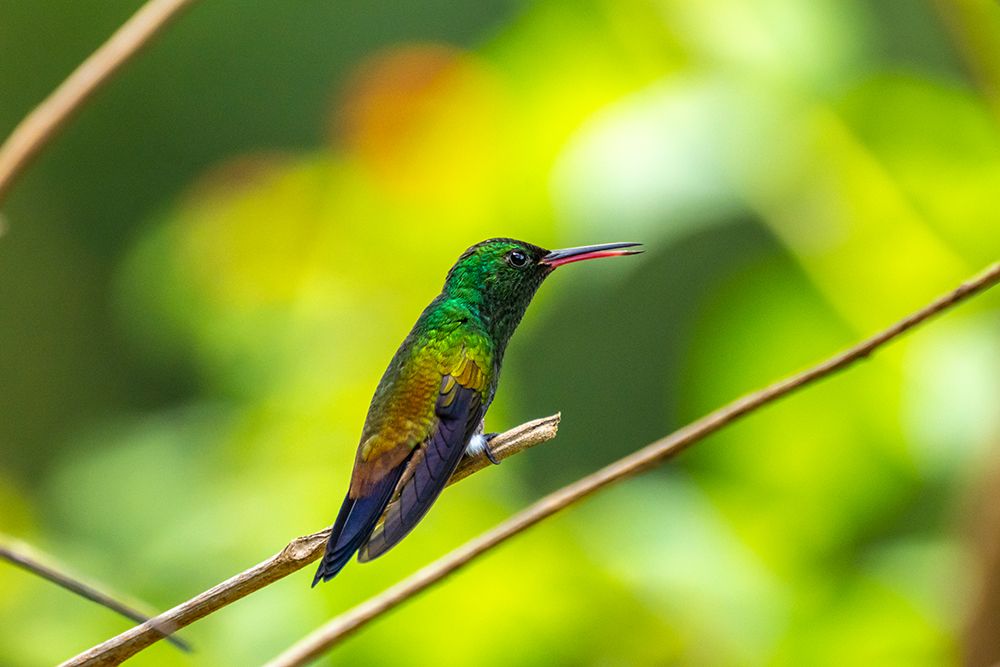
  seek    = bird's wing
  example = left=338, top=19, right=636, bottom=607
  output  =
left=357, top=350, right=487, bottom=562
left=313, top=336, right=489, bottom=583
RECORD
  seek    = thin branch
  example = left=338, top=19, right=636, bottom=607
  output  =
left=266, top=260, right=1000, bottom=667
left=0, top=0, right=199, bottom=204
left=964, top=455, right=1000, bottom=665
left=60, top=414, right=561, bottom=667
left=0, top=536, right=190, bottom=652
left=450, top=415, right=561, bottom=484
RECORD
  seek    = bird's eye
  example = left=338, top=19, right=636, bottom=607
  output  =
left=507, top=250, right=528, bottom=268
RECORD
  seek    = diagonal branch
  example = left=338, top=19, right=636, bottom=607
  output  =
left=0, top=536, right=190, bottom=652
left=265, top=260, right=1000, bottom=667
left=0, top=0, right=199, bottom=204
left=59, top=414, right=561, bottom=667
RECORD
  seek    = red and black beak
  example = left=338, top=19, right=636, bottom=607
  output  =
left=540, top=242, right=643, bottom=268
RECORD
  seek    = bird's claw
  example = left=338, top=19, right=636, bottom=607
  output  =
left=482, top=432, right=500, bottom=465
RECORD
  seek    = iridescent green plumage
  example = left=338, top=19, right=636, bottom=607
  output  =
left=313, top=238, right=641, bottom=584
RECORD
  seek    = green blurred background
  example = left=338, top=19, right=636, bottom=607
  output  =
left=2, top=0, right=1000, bottom=664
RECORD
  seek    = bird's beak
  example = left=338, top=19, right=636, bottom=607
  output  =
left=540, top=242, right=643, bottom=268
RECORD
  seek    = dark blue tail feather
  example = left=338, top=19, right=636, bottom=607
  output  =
left=312, top=465, right=406, bottom=586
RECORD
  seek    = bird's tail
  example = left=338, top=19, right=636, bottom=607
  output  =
left=312, top=467, right=404, bottom=586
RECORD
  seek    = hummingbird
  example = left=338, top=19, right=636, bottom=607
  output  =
left=313, top=238, right=642, bottom=585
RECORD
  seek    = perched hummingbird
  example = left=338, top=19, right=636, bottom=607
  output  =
left=313, top=238, right=642, bottom=585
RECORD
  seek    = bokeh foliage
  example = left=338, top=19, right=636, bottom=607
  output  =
left=2, top=0, right=1000, bottom=665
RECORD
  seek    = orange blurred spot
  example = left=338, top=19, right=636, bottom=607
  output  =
left=333, top=43, right=510, bottom=202
left=337, top=44, right=460, bottom=154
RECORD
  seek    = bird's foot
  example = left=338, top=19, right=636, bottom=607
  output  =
left=482, top=432, right=501, bottom=465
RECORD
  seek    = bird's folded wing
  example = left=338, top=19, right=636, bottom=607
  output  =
left=358, top=354, right=485, bottom=562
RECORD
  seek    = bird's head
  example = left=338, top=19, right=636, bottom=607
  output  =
left=443, top=238, right=642, bottom=340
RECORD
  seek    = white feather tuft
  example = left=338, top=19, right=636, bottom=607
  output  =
left=465, top=433, right=487, bottom=456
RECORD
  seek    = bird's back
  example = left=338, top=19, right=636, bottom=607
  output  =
left=313, top=298, right=494, bottom=583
